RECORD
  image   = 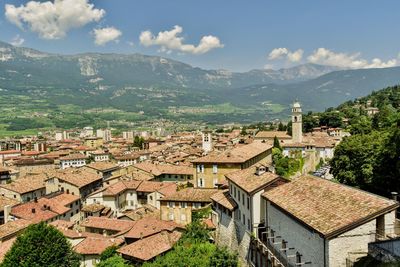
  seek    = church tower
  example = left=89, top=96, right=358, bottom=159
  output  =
left=202, top=131, right=212, bottom=153
left=292, top=101, right=303, bottom=143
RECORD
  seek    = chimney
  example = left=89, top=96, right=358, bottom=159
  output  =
left=34, top=197, right=38, bottom=203
left=32, top=208, right=36, bottom=214
left=255, top=165, right=266, bottom=176
left=4, top=205, right=11, bottom=223
left=392, top=192, right=398, bottom=201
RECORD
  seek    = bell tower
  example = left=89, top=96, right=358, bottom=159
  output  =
left=292, top=101, right=303, bottom=143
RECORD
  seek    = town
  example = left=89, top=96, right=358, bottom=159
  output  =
left=0, top=100, right=397, bottom=267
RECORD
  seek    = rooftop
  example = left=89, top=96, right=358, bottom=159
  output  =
left=160, top=188, right=218, bottom=202
left=85, top=162, right=119, bottom=172
left=125, top=217, right=183, bottom=239
left=59, top=153, right=88, bottom=161
left=262, top=175, right=399, bottom=238
left=50, top=168, right=102, bottom=188
left=74, top=236, right=124, bottom=255
left=192, top=142, right=272, bottom=164
left=210, top=189, right=237, bottom=211
left=225, top=166, right=282, bottom=194
left=255, top=131, right=292, bottom=139
left=0, top=219, right=31, bottom=241
left=118, top=230, right=182, bottom=261
left=81, top=217, right=136, bottom=234
left=133, top=162, right=193, bottom=176
left=0, top=173, right=47, bottom=194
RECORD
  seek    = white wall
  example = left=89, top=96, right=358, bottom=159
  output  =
left=328, top=220, right=376, bottom=267
left=266, top=201, right=325, bottom=267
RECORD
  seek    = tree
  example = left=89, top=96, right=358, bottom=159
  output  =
left=273, top=136, right=281, bottom=150
left=96, top=255, right=131, bottom=267
left=99, top=245, right=119, bottom=262
left=1, top=222, right=80, bottom=267
left=330, top=131, right=389, bottom=192
left=209, top=246, right=238, bottom=267
left=133, top=136, right=144, bottom=149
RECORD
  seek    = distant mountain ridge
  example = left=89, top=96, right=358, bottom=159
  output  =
left=1, top=40, right=400, bottom=125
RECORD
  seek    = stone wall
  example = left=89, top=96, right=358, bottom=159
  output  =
left=214, top=209, right=251, bottom=265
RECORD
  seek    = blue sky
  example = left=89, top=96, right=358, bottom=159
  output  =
left=1, top=0, right=400, bottom=71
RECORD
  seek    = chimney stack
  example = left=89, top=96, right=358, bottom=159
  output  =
left=32, top=208, right=36, bottom=214
left=391, top=192, right=398, bottom=201
left=4, top=205, right=11, bottom=223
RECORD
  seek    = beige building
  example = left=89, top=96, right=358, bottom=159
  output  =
left=45, top=168, right=102, bottom=199
left=0, top=173, right=47, bottom=202
left=84, top=137, right=104, bottom=149
left=192, top=142, right=272, bottom=188
left=159, top=188, right=218, bottom=225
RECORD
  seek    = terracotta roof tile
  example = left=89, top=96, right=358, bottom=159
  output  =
left=124, top=217, right=183, bottom=239
left=118, top=230, right=182, bottom=261
left=81, top=217, right=136, bottom=234
left=50, top=168, right=102, bottom=188
left=160, top=188, right=218, bottom=202
left=210, top=189, right=237, bottom=211
left=225, top=166, right=281, bottom=193
left=262, top=175, right=399, bottom=237
left=0, top=173, right=47, bottom=194
left=192, top=142, right=272, bottom=164
left=74, top=236, right=124, bottom=255
left=0, top=219, right=31, bottom=240
left=133, top=163, right=193, bottom=176
left=255, top=131, right=291, bottom=139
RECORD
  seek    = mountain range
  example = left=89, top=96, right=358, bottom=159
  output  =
left=1, top=40, right=400, bottom=126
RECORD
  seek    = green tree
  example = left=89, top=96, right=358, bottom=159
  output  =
left=209, top=246, right=238, bottom=267
left=97, top=255, right=131, bottom=267
left=99, top=245, right=119, bottom=261
left=133, top=136, right=144, bottom=149
left=330, top=131, right=388, bottom=191
left=273, top=136, right=282, bottom=150
left=1, top=222, right=80, bottom=267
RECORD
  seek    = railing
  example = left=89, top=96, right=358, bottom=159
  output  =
left=251, top=237, right=297, bottom=267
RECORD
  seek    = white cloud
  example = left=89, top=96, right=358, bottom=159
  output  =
left=93, top=27, right=122, bottom=46
left=5, top=0, right=105, bottom=39
left=139, top=25, right=224, bottom=55
left=307, top=48, right=397, bottom=69
left=10, top=34, right=24, bottom=46
left=268, top=48, right=303, bottom=62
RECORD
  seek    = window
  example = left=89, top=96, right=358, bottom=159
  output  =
left=149, top=196, right=153, bottom=201
left=168, top=202, right=175, bottom=208
left=180, top=214, right=186, bottom=221
left=242, top=214, right=245, bottom=225
left=193, top=203, right=201, bottom=209
left=180, top=202, right=187, bottom=208
left=247, top=197, right=250, bottom=210
left=198, top=178, right=204, bottom=188
left=196, top=165, right=204, bottom=173
left=238, top=191, right=241, bottom=202
left=248, top=219, right=251, bottom=231
left=296, top=252, right=302, bottom=264
left=213, top=164, right=218, bottom=174
left=242, top=193, right=245, bottom=205
left=168, top=212, right=174, bottom=221
left=213, top=178, right=218, bottom=188
left=234, top=187, right=236, bottom=198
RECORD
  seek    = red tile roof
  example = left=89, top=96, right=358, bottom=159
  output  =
left=118, top=230, right=182, bottom=261
left=192, top=142, right=272, bottom=164
left=81, top=217, right=136, bottom=234
left=74, top=236, right=124, bottom=255
left=262, top=175, right=399, bottom=237
left=124, top=217, right=183, bottom=239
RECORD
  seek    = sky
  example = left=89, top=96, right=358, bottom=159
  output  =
left=1, top=0, right=400, bottom=71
